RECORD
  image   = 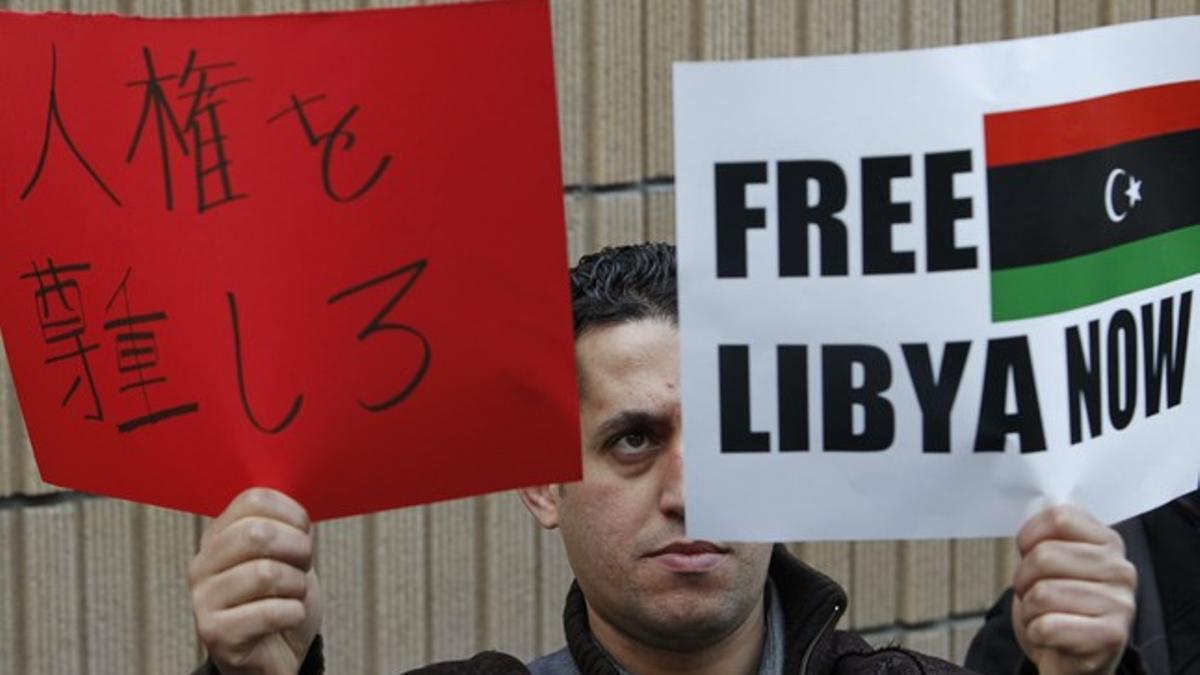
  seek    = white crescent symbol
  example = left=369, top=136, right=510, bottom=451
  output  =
left=1105, top=168, right=1127, bottom=223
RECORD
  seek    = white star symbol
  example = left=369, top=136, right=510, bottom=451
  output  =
left=1125, top=175, right=1143, bottom=208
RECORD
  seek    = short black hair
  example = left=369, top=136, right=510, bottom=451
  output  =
left=570, top=242, right=677, bottom=337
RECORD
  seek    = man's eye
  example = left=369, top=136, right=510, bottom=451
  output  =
left=611, top=432, right=654, bottom=457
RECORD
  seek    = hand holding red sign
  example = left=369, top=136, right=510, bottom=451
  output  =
left=189, top=488, right=320, bottom=675
left=0, top=0, right=581, bottom=519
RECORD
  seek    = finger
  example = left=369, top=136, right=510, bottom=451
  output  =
left=1024, top=612, right=1128, bottom=659
left=191, top=516, right=313, bottom=582
left=193, top=558, right=309, bottom=614
left=1017, top=504, right=1120, bottom=555
left=1013, top=541, right=1134, bottom=596
left=1017, top=578, right=1135, bottom=626
left=201, top=488, right=310, bottom=550
left=196, top=598, right=307, bottom=652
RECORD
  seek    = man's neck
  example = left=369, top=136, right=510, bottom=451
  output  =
left=585, top=594, right=767, bottom=675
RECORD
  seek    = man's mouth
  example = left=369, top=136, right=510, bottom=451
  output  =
left=645, top=540, right=731, bottom=573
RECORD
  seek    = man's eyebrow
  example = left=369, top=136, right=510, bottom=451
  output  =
left=592, top=410, right=669, bottom=440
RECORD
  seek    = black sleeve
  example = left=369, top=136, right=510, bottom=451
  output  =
left=964, top=589, right=1025, bottom=675
left=965, top=591, right=1148, bottom=675
left=404, top=651, right=529, bottom=674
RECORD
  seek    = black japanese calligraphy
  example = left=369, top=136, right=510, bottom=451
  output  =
left=20, top=259, right=104, bottom=421
left=103, top=268, right=199, bottom=433
left=226, top=259, right=429, bottom=434
left=267, top=93, right=392, bottom=203
left=126, top=48, right=250, bottom=213
left=328, top=259, right=430, bottom=411
left=21, top=45, right=121, bottom=206
left=226, top=292, right=304, bottom=434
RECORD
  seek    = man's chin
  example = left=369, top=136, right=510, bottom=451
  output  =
left=643, top=586, right=745, bottom=626
left=632, top=603, right=748, bottom=651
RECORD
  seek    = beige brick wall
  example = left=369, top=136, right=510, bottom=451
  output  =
left=0, top=0, right=1195, bottom=672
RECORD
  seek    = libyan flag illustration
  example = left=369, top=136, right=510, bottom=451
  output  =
left=985, top=80, right=1200, bottom=322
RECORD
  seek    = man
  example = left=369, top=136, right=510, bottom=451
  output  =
left=967, top=490, right=1200, bottom=675
left=190, top=243, right=1139, bottom=675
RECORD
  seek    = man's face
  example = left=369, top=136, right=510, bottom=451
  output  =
left=545, top=317, right=772, bottom=650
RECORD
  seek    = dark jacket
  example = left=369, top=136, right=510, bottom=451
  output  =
left=965, top=492, right=1199, bottom=675
left=198, top=545, right=971, bottom=674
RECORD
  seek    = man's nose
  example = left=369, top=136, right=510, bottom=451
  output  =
left=659, top=437, right=685, bottom=521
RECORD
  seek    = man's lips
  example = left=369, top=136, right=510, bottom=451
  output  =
left=647, top=540, right=730, bottom=556
left=645, top=540, right=731, bottom=573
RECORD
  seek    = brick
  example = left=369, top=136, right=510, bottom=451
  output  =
left=551, top=0, right=587, bottom=185
left=898, top=540, right=950, bottom=625
left=7, top=0, right=65, bottom=8
left=373, top=506, right=427, bottom=673
left=316, top=514, right=370, bottom=673
left=857, top=0, right=904, bottom=52
left=20, top=424, right=57, bottom=497
left=1154, top=0, right=1200, bottom=16
left=644, top=0, right=694, bottom=179
left=753, top=0, right=802, bottom=57
left=796, top=541, right=852, bottom=591
left=538, top=527, right=574, bottom=654
left=82, top=499, right=138, bottom=674
left=795, top=541, right=852, bottom=628
left=0, top=341, right=15, bottom=496
left=249, top=0, right=305, bottom=14
left=67, top=0, right=120, bottom=11
left=429, top=497, right=477, bottom=661
left=589, top=0, right=642, bottom=185
left=702, top=0, right=750, bottom=60
left=0, top=510, right=19, bottom=675
left=593, top=191, right=645, bottom=251
left=131, top=0, right=184, bottom=15
left=996, top=536, right=1019, bottom=595
left=806, top=0, right=854, bottom=55
left=310, top=0, right=359, bottom=9
left=565, top=193, right=590, bottom=263
left=900, top=626, right=952, bottom=661
left=645, top=187, right=675, bottom=244
left=22, top=503, right=83, bottom=674
left=851, top=541, right=896, bottom=630
left=9, top=343, right=52, bottom=493
left=188, top=0, right=243, bottom=15
left=482, top=492, right=538, bottom=659
left=1058, top=0, right=1105, bottom=30
left=1011, top=0, right=1056, bottom=37
left=957, top=0, right=1005, bottom=43
left=951, top=538, right=996, bottom=615
left=860, top=627, right=901, bottom=649
left=951, top=617, right=985, bottom=665
left=1110, top=0, right=1154, bottom=22
left=909, top=0, right=956, bottom=47
left=142, top=505, right=199, bottom=673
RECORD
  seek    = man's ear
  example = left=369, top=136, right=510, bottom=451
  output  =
left=518, top=484, right=561, bottom=530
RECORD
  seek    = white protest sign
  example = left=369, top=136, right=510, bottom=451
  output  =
left=675, top=17, right=1200, bottom=542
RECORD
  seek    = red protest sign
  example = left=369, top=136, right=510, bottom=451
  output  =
left=0, top=0, right=581, bottom=520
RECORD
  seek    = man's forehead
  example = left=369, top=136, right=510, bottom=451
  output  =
left=575, top=318, right=679, bottom=403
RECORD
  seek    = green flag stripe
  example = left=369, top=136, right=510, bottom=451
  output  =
left=991, top=223, right=1200, bottom=322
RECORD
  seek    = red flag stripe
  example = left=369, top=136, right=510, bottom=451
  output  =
left=984, top=80, right=1200, bottom=167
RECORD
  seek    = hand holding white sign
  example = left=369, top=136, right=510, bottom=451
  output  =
left=1010, top=505, right=1136, bottom=675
